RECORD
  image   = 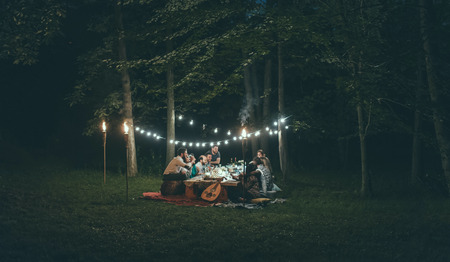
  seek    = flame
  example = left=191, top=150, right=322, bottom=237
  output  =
left=123, top=122, right=129, bottom=134
left=102, top=121, right=106, bottom=132
left=241, top=128, right=247, bottom=138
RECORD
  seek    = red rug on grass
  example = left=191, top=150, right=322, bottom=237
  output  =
left=141, top=192, right=213, bottom=207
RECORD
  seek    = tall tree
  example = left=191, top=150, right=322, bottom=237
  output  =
left=165, top=31, right=175, bottom=165
left=115, top=1, right=138, bottom=176
left=419, top=0, right=450, bottom=194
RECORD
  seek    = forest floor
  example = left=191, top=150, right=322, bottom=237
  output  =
left=1, top=158, right=449, bottom=262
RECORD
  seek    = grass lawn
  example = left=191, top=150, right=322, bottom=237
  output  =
left=1, top=161, right=449, bottom=262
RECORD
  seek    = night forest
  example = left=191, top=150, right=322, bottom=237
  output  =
left=2, top=0, right=448, bottom=195
left=1, top=1, right=450, bottom=260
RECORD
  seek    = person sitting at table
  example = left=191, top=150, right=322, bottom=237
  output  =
left=254, top=157, right=273, bottom=196
left=205, top=145, right=221, bottom=167
left=195, top=155, right=207, bottom=175
left=205, top=152, right=213, bottom=171
left=229, top=159, right=261, bottom=202
left=257, top=149, right=273, bottom=173
left=187, top=154, right=197, bottom=178
left=162, top=147, right=194, bottom=181
left=160, top=147, right=195, bottom=195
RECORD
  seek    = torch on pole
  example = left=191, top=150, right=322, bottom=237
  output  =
left=102, top=121, right=107, bottom=184
left=123, top=121, right=129, bottom=202
left=241, top=128, right=247, bottom=206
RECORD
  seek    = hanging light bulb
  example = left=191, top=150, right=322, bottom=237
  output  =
left=189, top=120, right=194, bottom=125
left=147, top=132, right=151, bottom=136
left=227, top=130, right=231, bottom=135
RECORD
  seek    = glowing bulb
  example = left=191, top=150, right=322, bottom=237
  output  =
left=196, top=143, right=200, bottom=147
left=202, top=143, right=206, bottom=147
left=189, top=142, right=193, bottom=147
left=156, top=136, right=161, bottom=140
left=189, top=120, right=194, bottom=125
left=214, top=128, right=218, bottom=133
left=269, top=130, right=273, bottom=135
left=273, top=121, right=278, bottom=126
left=140, top=130, right=144, bottom=134
left=227, top=130, right=231, bottom=135
left=274, top=130, right=278, bottom=134
left=153, top=133, right=157, bottom=137
left=210, top=142, right=214, bottom=147
left=255, top=131, right=260, bottom=136
left=182, top=142, right=186, bottom=146
left=285, top=126, right=289, bottom=129
left=175, top=141, right=179, bottom=145
left=102, top=121, right=106, bottom=132
left=147, top=132, right=151, bottom=136
left=170, top=140, right=174, bottom=144
left=233, top=137, right=237, bottom=141
left=178, top=115, right=183, bottom=120
left=265, top=127, right=269, bottom=131
left=224, top=140, right=229, bottom=144
left=281, top=118, right=286, bottom=123
left=135, top=126, right=140, bottom=131
left=217, top=142, right=221, bottom=146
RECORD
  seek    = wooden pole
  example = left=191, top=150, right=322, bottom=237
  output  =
left=103, top=131, right=106, bottom=184
left=125, top=133, right=129, bottom=202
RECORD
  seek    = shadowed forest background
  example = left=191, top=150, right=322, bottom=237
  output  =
left=1, top=1, right=450, bottom=261
left=1, top=0, right=449, bottom=195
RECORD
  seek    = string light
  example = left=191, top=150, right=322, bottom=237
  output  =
left=132, top=115, right=292, bottom=145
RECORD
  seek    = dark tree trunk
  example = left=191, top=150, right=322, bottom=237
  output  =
left=411, top=53, right=424, bottom=185
left=261, top=57, right=272, bottom=153
left=251, top=64, right=261, bottom=155
left=357, top=102, right=371, bottom=197
left=166, top=37, right=175, bottom=165
left=419, top=0, right=450, bottom=195
left=277, top=43, right=288, bottom=181
left=115, top=1, right=137, bottom=177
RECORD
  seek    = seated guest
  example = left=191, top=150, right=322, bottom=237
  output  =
left=162, top=147, right=194, bottom=181
left=187, top=154, right=197, bottom=178
left=230, top=160, right=261, bottom=202
left=195, top=155, right=207, bottom=175
left=257, top=149, right=273, bottom=173
left=254, top=157, right=273, bottom=196
left=205, top=152, right=213, bottom=171
left=205, top=145, right=221, bottom=167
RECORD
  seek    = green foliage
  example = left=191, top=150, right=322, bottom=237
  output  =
left=0, top=0, right=65, bottom=64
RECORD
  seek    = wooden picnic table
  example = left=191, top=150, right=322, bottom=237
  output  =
left=184, top=176, right=240, bottom=202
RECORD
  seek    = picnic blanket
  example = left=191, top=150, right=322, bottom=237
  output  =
left=141, top=192, right=286, bottom=209
left=141, top=192, right=213, bottom=207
